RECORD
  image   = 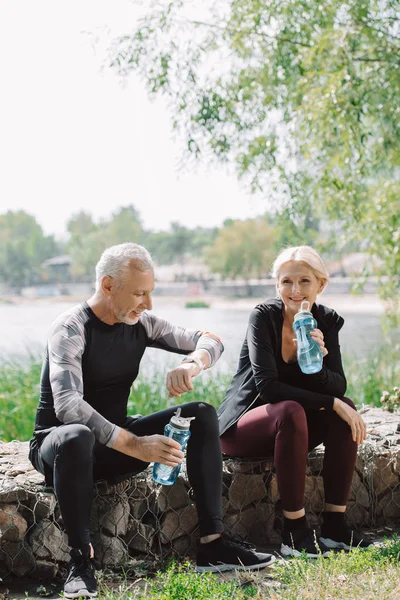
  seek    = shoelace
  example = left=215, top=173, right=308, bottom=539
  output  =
left=290, top=528, right=321, bottom=550
left=66, top=558, right=95, bottom=583
left=222, top=532, right=257, bottom=551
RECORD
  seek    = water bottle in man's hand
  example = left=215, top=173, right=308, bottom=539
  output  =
left=152, top=408, right=195, bottom=485
left=292, top=301, right=323, bottom=374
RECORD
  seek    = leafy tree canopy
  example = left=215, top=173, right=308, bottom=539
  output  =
left=205, top=217, right=277, bottom=281
left=0, top=211, right=59, bottom=289
left=110, top=0, right=400, bottom=307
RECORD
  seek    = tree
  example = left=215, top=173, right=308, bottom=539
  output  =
left=66, top=205, right=144, bottom=280
left=0, top=211, right=59, bottom=289
left=205, top=218, right=277, bottom=283
left=110, top=0, right=400, bottom=309
left=145, top=223, right=218, bottom=265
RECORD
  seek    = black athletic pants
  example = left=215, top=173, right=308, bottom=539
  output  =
left=35, top=402, right=224, bottom=549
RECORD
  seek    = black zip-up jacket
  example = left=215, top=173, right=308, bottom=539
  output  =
left=217, top=298, right=346, bottom=435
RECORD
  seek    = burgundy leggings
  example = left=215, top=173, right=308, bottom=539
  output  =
left=220, top=398, right=357, bottom=512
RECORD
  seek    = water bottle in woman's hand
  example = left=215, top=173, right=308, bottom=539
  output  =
left=152, top=408, right=195, bottom=485
left=292, top=301, right=323, bottom=374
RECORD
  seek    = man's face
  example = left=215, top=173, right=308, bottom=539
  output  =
left=109, top=268, right=155, bottom=325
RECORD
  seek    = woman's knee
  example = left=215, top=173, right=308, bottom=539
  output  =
left=341, top=397, right=356, bottom=411
left=276, top=401, right=307, bottom=430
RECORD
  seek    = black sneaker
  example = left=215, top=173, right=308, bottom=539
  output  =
left=64, top=548, right=97, bottom=599
left=281, top=527, right=331, bottom=558
left=196, top=533, right=276, bottom=573
left=320, top=522, right=374, bottom=551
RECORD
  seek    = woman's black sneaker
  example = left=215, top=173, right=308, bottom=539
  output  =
left=64, top=547, right=97, bottom=599
left=196, top=533, right=276, bottom=573
left=281, top=527, right=331, bottom=558
left=319, top=522, right=373, bottom=551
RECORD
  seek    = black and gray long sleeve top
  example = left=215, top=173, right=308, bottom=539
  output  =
left=29, top=302, right=224, bottom=455
left=217, top=298, right=346, bottom=436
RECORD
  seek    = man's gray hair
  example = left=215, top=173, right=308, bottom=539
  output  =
left=95, top=243, right=154, bottom=290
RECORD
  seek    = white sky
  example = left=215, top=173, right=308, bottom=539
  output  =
left=0, top=0, right=266, bottom=238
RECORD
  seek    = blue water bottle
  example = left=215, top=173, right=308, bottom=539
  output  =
left=152, top=408, right=195, bottom=486
left=292, top=301, right=323, bottom=375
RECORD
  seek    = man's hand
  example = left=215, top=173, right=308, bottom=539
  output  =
left=166, top=362, right=201, bottom=398
left=112, top=428, right=184, bottom=465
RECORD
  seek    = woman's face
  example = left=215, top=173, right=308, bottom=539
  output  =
left=276, top=261, right=324, bottom=316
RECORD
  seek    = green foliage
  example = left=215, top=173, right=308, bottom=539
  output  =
left=66, top=205, right=144, bottom=281
left=269, top=537, right=400, bottom=599
left=145, top=562, right=257, bottom=600
left=0, top=354, right=41, bottom=441
left=97, top=540, right=400, bottom=599
left=2, top=342, right=398, bottom=442
left=0, top=211, right=59, bottom=289
left=205, top=218, right=277, bottom=280
left=145, top=224, right=218, bottom=266
left=184, top=300, right=210, bottom=308
left=110, top=0, right=400, bottom=307
left=344, top=342, right=400, bottom=407
left=380, top=386, right=400, bottom=412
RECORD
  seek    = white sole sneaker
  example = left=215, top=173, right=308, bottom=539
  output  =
left=281, top=544, right=331, bottom=559
left=64, top=590, right=97, bottom=599
left=319, top=536, right=372, bottom=551
left=196, top=554, right=276, bottom=573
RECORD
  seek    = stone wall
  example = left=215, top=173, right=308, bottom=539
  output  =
left=0, top=407, right=399, bottom=579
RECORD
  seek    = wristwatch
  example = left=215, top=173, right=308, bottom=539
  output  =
left=181, top=355, right=204, bottom=372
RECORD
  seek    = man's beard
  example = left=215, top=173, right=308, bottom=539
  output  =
left=115, top=307, right=141, bottom=326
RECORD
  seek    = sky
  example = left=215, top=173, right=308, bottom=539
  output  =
left=0, top=0, right=266, bottom=238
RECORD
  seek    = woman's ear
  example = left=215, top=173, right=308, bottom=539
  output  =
left=318, top=278, right=328, bottom=294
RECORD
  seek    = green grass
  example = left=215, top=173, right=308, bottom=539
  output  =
left=184, top=300, right=210, bottom=309
left=94, top=539, right=400, bottom=600
left=0, top=340, right=398, bottom=443
left=0, top=354, right=41, bottom=441
left=344, top=342, right=400, bottom=407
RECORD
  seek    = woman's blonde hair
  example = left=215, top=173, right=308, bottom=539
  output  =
left=271, top=246, right=329, bottom=286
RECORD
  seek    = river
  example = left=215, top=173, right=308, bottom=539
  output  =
left=0, top=294, right=395, bottom=376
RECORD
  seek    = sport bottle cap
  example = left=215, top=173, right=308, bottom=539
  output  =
left=293, top=300, right=313, bottom=322
left=169, top=408, right=195, bottom=430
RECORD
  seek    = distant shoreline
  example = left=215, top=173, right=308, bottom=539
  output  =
left=0, top=292, right=386, bottom=315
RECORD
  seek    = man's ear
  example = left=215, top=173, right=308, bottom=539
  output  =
left=101, top=275, right=113, bottom=297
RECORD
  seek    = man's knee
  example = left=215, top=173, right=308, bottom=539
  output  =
left=56, top=425, right=95, bottom=460
left=182, top=401, right=218, bottom=432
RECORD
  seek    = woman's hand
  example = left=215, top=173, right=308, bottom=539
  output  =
left=310, top=328, right=328, bottom=357
left=333, top=398, right=367, bottom=444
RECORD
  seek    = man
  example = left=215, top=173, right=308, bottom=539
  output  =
left=29, top=243, right=274, bottom=599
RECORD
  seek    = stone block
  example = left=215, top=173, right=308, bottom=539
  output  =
left=93, top=493, right=130, bottom=537
left=29, top=520, right=70, bottom=563
left=376, top=488, right=400, bottom=522
left=160, top=505, right=198, bottom=543
left=93, top=534, right=129, bottom=566
left=372, top=455, right=399, bottom=496
left=348, top=471, right=370, bottom=508
left=304, top=476, right=324, bottom=512
left=0, top=504, right=27, bottom=542
left=224, top=503, right=276, bottom=546
left=228, top=473, right=266, bottom=510
left=1, top=541, right=35, bottom=577
left=157, top=478, right=190, bottom=512
left=126, top=521, right=156, bottom=555
left=345, top=502, right=370, bottom=528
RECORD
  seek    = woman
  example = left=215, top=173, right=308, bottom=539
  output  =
left=218, top=246, right=369, bottom=557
